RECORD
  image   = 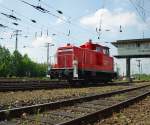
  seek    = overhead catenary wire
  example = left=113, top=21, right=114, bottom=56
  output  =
left=1, top=12, right=21, bottom=21
left=19, top=0, right=69, bottom=23
left=0, top=4, right=39, bottom=36
left=40, top=1, right=63, bottom=15
left=1, top=1, right=82, bottom=51
left=0, top=2, right=81, bottom=41
left=96, top=0, right=106, bottom=40
left=129, top=0, right=146, bottom=22
left=0, top=23, right=7, bottom=28
left=0, top=15, right=36, bottom=37
left=0, top=3, right=37, bottom=24
left=129, top=0, right=150, bottom=38
left=0, top=1, right=94, bottom=45
left=0, top=3, right=77, bottom=41
left=19, top=0, right=97, bottom=37
left=37, top=2, right=95, bottom=39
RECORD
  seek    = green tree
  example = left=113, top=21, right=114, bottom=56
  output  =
left=0, top=46, right=47, bottom=78
left=0, top=46, right=11, bottom=77
left=10, top=50, right=23, bottom=76
left=22, top=54, right=32, bottom=76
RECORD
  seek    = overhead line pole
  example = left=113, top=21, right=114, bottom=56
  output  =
left=46, top=43, right=54, bottom=72
left=47, top=43, right=50, bottom=64
left=13, top=30, right=22, bottom=51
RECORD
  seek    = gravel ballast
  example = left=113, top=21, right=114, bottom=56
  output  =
left=0, top=82, right=149, bottom=110
left=95, top=95, right=150, bottom=125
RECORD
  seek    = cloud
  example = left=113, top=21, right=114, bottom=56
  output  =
left=80, top=8, right=140, bottom=31
left=56, top=16, right=68, bottom=24
left=3, top=32, right=12, bottom=38
left=32, top=35, right=53, bottom=47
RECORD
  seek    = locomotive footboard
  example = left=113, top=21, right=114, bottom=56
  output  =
left=49, top=68, right=116, bottom=83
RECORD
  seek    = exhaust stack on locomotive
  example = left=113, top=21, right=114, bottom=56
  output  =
left=49, top=39, right=116, bottom=82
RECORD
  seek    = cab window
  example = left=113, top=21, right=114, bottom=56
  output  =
left=103, top=48, right=109, bottom=55
left=96, top=47, right=102, bottom=52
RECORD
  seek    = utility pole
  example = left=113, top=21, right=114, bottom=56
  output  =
left=136, top=60, right=141, bottom=80
left=46, top=43, right=54, bottom=71
left=12, top=30, right=22, bottom=51
left=142, top=31, right=145, bottom=39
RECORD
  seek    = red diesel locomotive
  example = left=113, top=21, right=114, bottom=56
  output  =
left=49, top=39, right=116, bottom=82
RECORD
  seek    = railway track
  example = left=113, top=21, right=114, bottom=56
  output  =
left=0, top=78, right=147, bottom=92
left=0, top=81, right=113, bottom=92
left=0, top=84, right=150, bottom=125
left=0, top=81, right=69, bottom=91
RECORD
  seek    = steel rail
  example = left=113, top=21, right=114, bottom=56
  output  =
left=0, top=82, right=70, bottom=91
left=0, top=81, right=124, bottom=92
left=0, top=84, right=149, bottom=121
left=0, top=80, right=148, bottom=92
left=58, top=89, right=150, bottom=125
left=0, top=82, right=121, bottom=92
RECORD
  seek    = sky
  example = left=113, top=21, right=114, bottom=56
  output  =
left=0, top=0, right=150, bottom=75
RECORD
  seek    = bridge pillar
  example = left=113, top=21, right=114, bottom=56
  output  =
left=126, top=58, right=132, bottom=82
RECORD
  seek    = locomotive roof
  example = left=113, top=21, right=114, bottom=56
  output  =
left=58, top=40, right=109, bottom=50
left=80, top=40, right=109, bottom=50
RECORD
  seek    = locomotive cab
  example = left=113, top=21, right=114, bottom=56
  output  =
left=80, top=39, right=110, bottom=55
